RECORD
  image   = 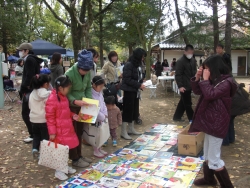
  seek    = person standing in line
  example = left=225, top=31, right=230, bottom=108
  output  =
left=173, top=44, right=197, bottom=122
left=49, top=52, right=64, bottom=88
left=154, top=60, right=163, bottom=77
left=17, top=43, right=43, bottom=143
left=87, top=48, right=99, bottom=80
left=216, top=44, right=232, bottom=72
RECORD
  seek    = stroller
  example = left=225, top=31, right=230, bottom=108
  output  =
left=103, top=80, right=142, bottom=125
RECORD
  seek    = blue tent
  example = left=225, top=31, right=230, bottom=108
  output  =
left=7, top=55, right=18, bottom=62
left=30, top=39, right=66, bottom=55
left=48, top=49, right=74, bottom=59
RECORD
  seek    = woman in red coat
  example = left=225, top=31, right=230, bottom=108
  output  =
left=189, top=55, right=237, bottom=188
left=46, top=75, right=79, bottom=181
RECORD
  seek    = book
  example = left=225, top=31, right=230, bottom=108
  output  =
left=127, top=161, right=144, bottom=169
left=127, top=144, right=146, bottom=151
left=150, top=158, right=172, bottom=166
left=134, top=135, right=156, bottom=143
left=182, top=157, right=203, bottom=164
left=159, top=145, right=172, bottom=152
left=165, top=170, right=197, bottom=187
left=80, top=169, right=104, bottom=182
left=140, top=163, right=158, bottom=171
left=105, top=167, right=128, bottom=180
left=105, top=156, right=127, bottom=164
left=123, top=169, right=150, bottom=182
left=138, top=183, right=163, bottom=188
left=154, top=151, right=173, bottom=159
left=153, top=166, right=177, bottom=179
left=170, top=161, right=197, bottom=171
left=96, top=177, right=120, bottom=188
left=135, top=155, right=149, bottom=162
left=118, top=180, right=140, bottom=188
left=78, top=98, right=100, bottom=123
left=144, top=144, right=164, bottom=151
left=143, top=176, right=168, bottom=186
left=92, top=162, right=117, bottom=173
left=122, top=154, right=137, bottom=160
left=118, top=148, right=135, bottom=155
left=137, top=150, right=157, bottom=157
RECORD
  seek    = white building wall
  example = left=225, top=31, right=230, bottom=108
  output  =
left=162, top=50, right=184, bottom=64
left=231, top=50, right=248, bottom=75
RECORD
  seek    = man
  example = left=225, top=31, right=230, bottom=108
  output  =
left=17, top=43, right=43, bottom=143
left=173, top=44, right=197, bottom=122
left=216, top=44, right=232, bottom=72
left=171, top=58, right=177, bottom=71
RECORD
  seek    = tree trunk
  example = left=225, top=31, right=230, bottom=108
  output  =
left=71, top=17, right=82, bottom=62
left=225, top=0, right=232, bottom=55
left=99, top=0, right=104, bottom=67
left=212, top=0, right=219, bottom=53
left=174, top=0, right=189, bottom=44
left=128, top=43, right=133, bottom=56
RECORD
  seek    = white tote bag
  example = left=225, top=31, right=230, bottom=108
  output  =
left=38, top=140, right=69, bottom=174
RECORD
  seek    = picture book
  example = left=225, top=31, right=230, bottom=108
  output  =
left=154, top=151, right=173, bottom=159
left=150, top=158, right=172, bottom=166
left=153, top=166, right=176, bottom=179
left=135, top=155, right=150, bottom=162
left=127, top=161, right=144, bottom=169
left=127, top=144, right=146, bottom=151
left=92, top=162, right=117, bottom=173
left=143, top=176, right=168, bottom=186
left=182, top=157, right=203, bottom=164
left=140, top=163, right=158, bottom=171
left=105, top=167, right=128, bottom=180
left=169, top=161, right=197, bottom=171
left=122, top=154, right=137, bottom=160
left=135, top=135, right=156, bottom=143
left=161, top=135, right=170, bottom=141
left=96, top=177, right=120, bottom=188
left=123, top=169, right=150, bottom=182
left=159, top=145, right=172, bottom=152
left=118, top=148, right=135, bottom=155
left=165, top=139, right=177, bottom=146
left=105, top=156, right=127, bottom=164
left=60, top=178, right=96, bottom=188
left=171, top=170, right=197, bottom=187
left=80, top=169, right=104, bottom=182
left=138, top=183, right=163, bottom=188
left=78, top=98, right=100, bottom=123
left=137, top=150, right=157, bottom=157
left=118, top=180, right=140, bottom=188
left=144, top=144, right=164, bottom=151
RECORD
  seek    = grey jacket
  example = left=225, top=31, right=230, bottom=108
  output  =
left=49, top=64, right=64, bottom=87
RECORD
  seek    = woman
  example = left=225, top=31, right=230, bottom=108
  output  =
left=87, top=48, right=99, bottom=80
left=49, top=52, right=63, bottom=87
left=120, top=48, right=146, bottom=140
left=162, top=59, right=169, bottom=67
left=154, top=61, right=163, bottom=77
left=190, top=55, right=236, bottom=188
left=15, top=59, right=24, bottom=76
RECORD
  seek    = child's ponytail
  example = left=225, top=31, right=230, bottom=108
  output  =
left=31, top=74, right=51, bottom=89
left=54, top=75, right=71, bottom=102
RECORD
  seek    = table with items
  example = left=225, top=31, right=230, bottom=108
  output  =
left=58, top=123, right=204, bottom=188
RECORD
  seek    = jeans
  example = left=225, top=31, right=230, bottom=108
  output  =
left=22, top=95, right=33, bottom=138
left=223, top=116, right=236, bottom=145
left=173, top=90, right=194, bottom=121
left=32, top=123, right=49, bottom=150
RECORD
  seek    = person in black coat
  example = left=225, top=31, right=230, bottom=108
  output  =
left=162, top=59, right=169, bottom=67
left=17, top=43, right=43, bottom=143
left=216, top=44, right=232, bottom=72
left=120, top=48, right=146, bottom=140
left=154, top=61, right=163, bottom=77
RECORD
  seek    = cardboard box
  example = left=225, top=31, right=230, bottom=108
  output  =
left=178, top=125, right=204, bottom=156
left=63, top=61, right=70, bottom=67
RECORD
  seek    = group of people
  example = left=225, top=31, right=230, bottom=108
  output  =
left=154, top=58, right=177, bottom=77
left=17, top=42, right=146, bottom=181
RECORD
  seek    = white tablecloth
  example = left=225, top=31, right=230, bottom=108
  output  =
left=158, top=76, right=175, bottom=88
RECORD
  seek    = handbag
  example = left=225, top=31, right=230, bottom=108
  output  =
left=38, top=139, right=69, bottom=174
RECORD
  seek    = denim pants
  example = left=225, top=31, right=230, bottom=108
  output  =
left=223, top=116, right=236, bottom=145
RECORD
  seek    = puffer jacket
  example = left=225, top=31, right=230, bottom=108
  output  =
left=101, top=61, right=121, bottom=83
left=189, top=75, right=237, bottom=138
left=45, top=90, right=79, bottom=149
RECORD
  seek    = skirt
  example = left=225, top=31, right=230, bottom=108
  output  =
left=122, top=91, right=139, bottom=123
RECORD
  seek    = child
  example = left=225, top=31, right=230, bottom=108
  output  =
left=104, top=96, right=122, bottom=147
left=189, top=55, right=236, bottom=188
left=91, top=76, right=108, bottom=158
left=45, top=75, right=79, bottom=180
left=29, top=74, right=51, bottom=159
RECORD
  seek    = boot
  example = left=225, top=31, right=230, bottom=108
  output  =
left=214, top=167, right=234, bottom=188
left=194, top=162, right=217, bottom=186
left=121, top=122, right=132, bottom=140
left=127, top=121, right=141, bottom=135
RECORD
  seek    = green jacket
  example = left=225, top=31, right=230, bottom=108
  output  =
left=65, top=64, right=92, bottom=106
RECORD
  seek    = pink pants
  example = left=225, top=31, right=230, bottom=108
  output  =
left=110, top=128, right=117, bottom=140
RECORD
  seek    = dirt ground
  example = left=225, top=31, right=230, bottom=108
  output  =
left=1, top=78, right=250, bottom=188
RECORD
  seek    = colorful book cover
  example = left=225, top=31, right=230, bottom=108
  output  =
left=144, top=144, right=164, bottom=151
left=154, top=151, right=173, bottom=159
left=137, top=150, right=157, bottom=157
left=153, top=166, right=176, bottom=179
left=161, top=135, right=170, bottom=141
left=92, top=162, right=117, bottom=173
left=96, top=177, right=120, bottom=188
left=135, top=155, right=149, bottom=162
left=143, top=176, right=168, bottom=186
left=122, top=154, right=137, bottom=160
left=168, top=170, right=197, bottom=187
left=140, top=163, right=158, bottom=171
left=182, top=157, right=203, bottom=164
left=78, top=98, right=100, bottom=123
left=150, top=158, right=172, bottom=166
left=105, top=167, right=128, bottom=180
left=118, top=148, right=135, bottom=155
left=159, top=145, right=172, bottom=152
left=123, top=169, right=150, bottom=182
left=118, top=180, right=140, bottom=188
left=128, top=161, right=144, bottom=169
left=138, top=183, right=163, bottom=188
left=170, top=161, right=197, bottom=171
left=165, top=139, right=177, bottom=146
left=105, top=156, right=127, bottom=164
left=80, top=169, right=104, bottom=182
left=135, top=135, right=156, bottom=143
left=127, top=144, right=146, bottom=151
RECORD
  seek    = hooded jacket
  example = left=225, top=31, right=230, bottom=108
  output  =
left=189, top=75, right=237, bottom=138
left=21, top=55, right=43, bottom=94
left=49, top=64, right=64, bottom=87
left=101, top=61, right=121, bottom=83
left=29, top=88, right=51, bottom=123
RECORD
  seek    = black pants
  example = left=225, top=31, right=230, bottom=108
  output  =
left=32, top=123, right=49, bottom=150
left=22, top=95, right=33, bottom=138
left=223, top=116, right=236, bottom=145
left=122, top=91, right=139, bottom=123
left=173, top=90, right=194, bottom=121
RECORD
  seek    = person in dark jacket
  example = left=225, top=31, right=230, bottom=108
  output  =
left=216, top=44, right=232, bottom=72
left=162, top=59, right=169, bottom=67
left=49, top=52, right=63, bottom=87
left=154, top=61, right=163, bottom=77
left=171, top=58, right=177, bottom=71
left=17, top=43, right=43, bottom=143
left=190, top=55, right=236, bottom=188
left=173, top=45, right=197, bottom=122
left=120, top=48, right=146, bottom=140
left=223, top=83, right=250, bottom=145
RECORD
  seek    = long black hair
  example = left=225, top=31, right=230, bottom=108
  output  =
left=55, top=75, right=71, bottom=101
left=51, top=52, right=62, bottom=65
left=203, top=55, right=230, bottom=84
left=87, top=48, right=99, bottom=70
left=92, top=75, right=105, bottom=86
left=17, top=58, right=24, bottom=66
left=129, top=48, right=147, bottom=68
left=31, top=74, right=51, bottom=89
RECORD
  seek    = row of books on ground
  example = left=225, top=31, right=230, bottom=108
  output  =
left=58, top=124, right=204, bottom=188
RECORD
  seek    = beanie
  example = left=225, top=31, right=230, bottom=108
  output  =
left=77, top=50, right=93, bottom=70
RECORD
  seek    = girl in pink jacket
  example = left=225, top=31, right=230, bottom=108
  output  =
left=45, top=75, right=79, bottom=180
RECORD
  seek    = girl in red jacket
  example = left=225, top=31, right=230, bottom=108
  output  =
left=189, top=55, right=236, bottom=188
left=46, top=75, right=79, bottom=180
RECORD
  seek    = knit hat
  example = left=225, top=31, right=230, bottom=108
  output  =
left=77, top=50, right=93, bottom=70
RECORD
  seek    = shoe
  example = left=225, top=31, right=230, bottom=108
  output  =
left=24, top=137, right=33, bottom=143
left=103, top=141, right=108, bottom=147
left=99, top=148, right=108, bottom=155
left=32, top=149, right=39, bottom=160
left=68, top=166, right=76, bottom=174
left=194, top=162, right=217, bottom=186
left=113, top=140, right=117, bottom=147
left=173, top=118, right=185, bottom=122
left=55, top=170, right=68, bottom=180
left=127, top=121, right=141, bottom=135
left=121, top=122, right=132, bottom=140
left=72, top=158, right=90, bottom=168
left=80, top=156, right=92, bottom=163
left=94, top=149, right=105, bottom=158
left=214, top=167, right=234, bottom=188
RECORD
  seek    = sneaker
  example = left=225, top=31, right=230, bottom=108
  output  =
left=32, top=149, right=39, bottom=160
left=94, top=150, right=105, bottom=158
left=55, top=170, right=68, bottom=180
left=99, top=148, right=108, bottom=155
left=68, top=166, right=76, bottom=174
left=24, top=137, right=33, bottom=143
left=72, top=158, right=90, bottom=168
left=80, top=156, right=92, bottom=163
left=113, top=140, right=117, bottom=147
left=103, top=141, right=108, bottom=147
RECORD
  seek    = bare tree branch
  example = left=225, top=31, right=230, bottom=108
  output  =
left=95, top=0, right=116, bottom=18
left=57, top=0, right=71, bottom=13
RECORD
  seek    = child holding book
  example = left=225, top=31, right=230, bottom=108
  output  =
left=46, top=75, right=79, bottom=180
left=103, top=96, right=122, bottom=147
left=189, top=55, right=236, bottom=188
left=29, top=74, right=51, bottom=159
left=91, top=76, right=108, bottom=158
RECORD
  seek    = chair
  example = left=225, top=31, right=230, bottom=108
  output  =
left=3, top=79, right=20, bottom=102
left=147, top=79, right=160, bottom=98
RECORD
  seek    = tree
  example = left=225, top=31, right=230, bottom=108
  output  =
left=225, top=0, right=232, bottom=54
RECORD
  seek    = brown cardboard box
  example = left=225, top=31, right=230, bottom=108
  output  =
left=178, top=125, right=204, bottom=156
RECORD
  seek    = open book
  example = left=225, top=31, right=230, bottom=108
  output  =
left=78, top=98, right=100, bottom=123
